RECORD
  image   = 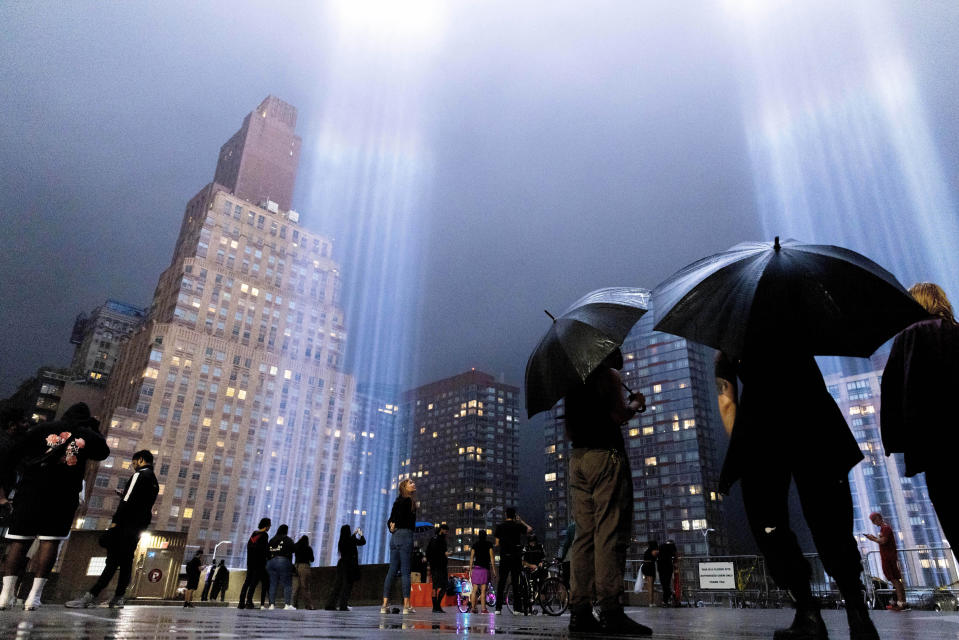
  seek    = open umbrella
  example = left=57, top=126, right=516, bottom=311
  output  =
left=525, top=287, right=650, bottom=418
left=652, top=237, right=927, bottom=358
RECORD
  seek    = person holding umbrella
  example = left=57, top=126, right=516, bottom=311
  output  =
left=655, top=238, right=923, bottom=640
left=526, top=287, right=654, bottom=635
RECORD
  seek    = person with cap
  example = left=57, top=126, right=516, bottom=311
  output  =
left=0, top=403, right=109, bottom=611
left=865, top=512, right=909, bottom=611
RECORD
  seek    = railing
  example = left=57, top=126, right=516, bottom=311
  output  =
left=623, top=546, right=957, bottom=611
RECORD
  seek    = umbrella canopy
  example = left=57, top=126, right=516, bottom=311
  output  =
left=652, top=237, right=927, bottom=358
left=525, top=287, right=650, bottom=418
left=414, top=521, right=434, bottom=533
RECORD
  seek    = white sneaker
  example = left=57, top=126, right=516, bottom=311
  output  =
left=380, top=606, right=389, bottom=613
left=494, top=609, right=502, bottom=615
left=24, top=597, right=42, bottom=611
left=403, top=606, right=415, bottom=614
left=284, top=604, right=295, bottom=610
left=268, top=604, right=275, bottom=610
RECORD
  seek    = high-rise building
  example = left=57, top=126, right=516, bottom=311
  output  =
left=85, top=97, right=355, bottom=565
left=70, top=299, right=147, bottom=384
left=543, top=308, right=729, bottom=558
left=213, top=95, right=301, bottom=214
left=401, top=370, right=521, bottom=553
left=825, top=354, right=955, bottom=587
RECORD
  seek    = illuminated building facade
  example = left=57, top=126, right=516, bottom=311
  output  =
left=402, top=370, right=521, bottom=553
left=70, top=299, right=147, bottom=384
left=85, top=97, right=356, bottom=565
left=543, top=308, right=729, bottom=558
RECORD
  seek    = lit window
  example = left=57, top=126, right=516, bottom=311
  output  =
left=644, top=457, right=657, bottom=466
left=652, top=384, right=662, bottom=393
left=237, top=390, right=246, bottom=400
left=544, top=473, right=557, bottom=482
left=183, top=508, right=194, bottom=519
left=195, top=451, right=205, bottom=462
left=628, top=428, right=639, bottom=437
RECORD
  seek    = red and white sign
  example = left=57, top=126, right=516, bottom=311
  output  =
left=147, top=568, right=163, bottom=583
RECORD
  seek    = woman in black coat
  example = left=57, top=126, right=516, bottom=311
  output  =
left=325, top=524, right=366, bottom=611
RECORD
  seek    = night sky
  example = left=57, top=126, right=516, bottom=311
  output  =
left=2, top=2, right=958, bottom=530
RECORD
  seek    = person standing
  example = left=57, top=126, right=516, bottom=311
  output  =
left=66, top=450, right=159, bottom=608
left=494, top=507, right=530, bottom=615
left=184, top=549, right=203, bottom=608
left=880, top=282, right=959, bottom=554
left=563, top=349, right=652, bottom=635
left=238, top=518, right=271, bottom=609
left=293, top=535, right=315, bottom=610
left=640, top=541, right=658, bottom=606
left=716, top=348, right=879, bottom=640
left=865, top=512, right=908, bottom=611
left=657, top=540, right=677, bottom=607
left=0, top=403, right=109, bottom=611
left=200, top=562, right=215, bottom=601
left=426, top=524, right=450, bottom=613
left=381, top=478, right=417, bottom=614
left=468, top=530, right=496, bottom=613
left=210, top=560, right=230, bottom=602
left=325, top=525, right=365, bottom=611
left=266, top=524, right=295, bottom=609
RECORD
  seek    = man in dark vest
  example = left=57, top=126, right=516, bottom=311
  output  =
left=67, top=449, right=160, bottom=608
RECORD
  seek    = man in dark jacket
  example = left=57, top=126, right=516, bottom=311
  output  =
left=238, top=517, right=271, bottom=609
left=426, top=524, right=450, bottom=612
left=0, top=403, right=109, bottom=611
left=66, top=450, right=159, bottom=608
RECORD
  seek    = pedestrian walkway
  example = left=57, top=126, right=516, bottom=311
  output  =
left=0, top=604, right=955, bottom=638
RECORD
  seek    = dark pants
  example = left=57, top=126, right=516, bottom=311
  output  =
left=658, top=565, right=674, bottom=605
left=741, top=470, right=864, bottom=604
left=239, top=564, right=269, bottom=606
left=325, top=561, right=355, bottom=609
left=496, top=554, right=524, bottom=612
left=569, top=448, right=633, bottom=612
left=925, top=469, right=958, bottom=555
left=89, top=530, right=139, bottom=598
left=201, top=575, right=213, bottom=600
left=210, top=579, right=227, bottom=601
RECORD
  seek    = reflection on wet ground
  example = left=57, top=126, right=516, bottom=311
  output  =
left=1, top=605, right=956, bottom=639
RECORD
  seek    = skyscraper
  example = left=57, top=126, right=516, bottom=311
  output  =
left=543, top=308, right=728, bottom=558
left=402, top=370, right=520, bottom=553
left=70, top=299, right=147, bottom=384
left=85, top=97, right=355, bottom=565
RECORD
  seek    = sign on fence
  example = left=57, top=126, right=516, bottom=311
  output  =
left=699, top=562, right=735, bottom=589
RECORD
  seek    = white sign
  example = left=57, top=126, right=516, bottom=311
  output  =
left=699, top=562, right=735, bottom=589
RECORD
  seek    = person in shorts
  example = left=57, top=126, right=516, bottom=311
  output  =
left=468, top=530, right=496, bottom=613
left=0, top=403, right=109, bottom=611
left=865, top=512, right=909, bottom=611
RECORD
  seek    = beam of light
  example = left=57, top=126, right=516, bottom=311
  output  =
left=301, top=2, right=446, bottom=563
left=725, top=0, right=959, bottom=300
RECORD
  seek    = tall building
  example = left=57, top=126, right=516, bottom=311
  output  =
left=825, top=355, right=955, bottom=587
left=402, top=370, right=521, bottom=553
left=213, top=95, right=301, bottom=214
left=86, top=97, right=355, bottom=566
left=70, top=299, right=147, bottom=384
left=543, top=308, right=729, bottom=558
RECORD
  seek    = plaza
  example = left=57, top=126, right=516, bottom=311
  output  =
left=1, top=605, right=955, bottom=639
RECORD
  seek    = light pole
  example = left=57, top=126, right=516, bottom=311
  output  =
left=212, top=540, right=232, bottom=562
left=703, top=528, right=716, bottom=558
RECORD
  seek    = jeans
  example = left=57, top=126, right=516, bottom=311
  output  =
left=382, top=529, right=413, bottom=599
left=266, top=557, right=294, bottom=606
left=569, top=448, right=633, bottom=612
left=89, top=529, right=139, bottom=598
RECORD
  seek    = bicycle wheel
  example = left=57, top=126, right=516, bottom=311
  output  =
left=486, top=583, right=496, bottom=609
left=503, top=584, right=515, bottom=614
left=457, top=595, right=471, bottom=613
left=539, top=577, right=569, bottom=616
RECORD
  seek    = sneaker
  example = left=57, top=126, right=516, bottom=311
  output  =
left=772, top=605, right=827, bottom=640
left=23, top=597, right=42, bottom=611
left=569, top=606, right=603, bottom=633
left=481, top=608, right=490, bottom=614
left=494, top=609, right=501, bottom=615
left=268, top=604, right=275, bottom=610
left=403, top=606, right=415, bottom=614
left=108, top=596, right=125, bottom=609
left=338, top=606, right=352, bottom=611
left=599, top=608, right=653, bottom=636
left=65, top=592, right=96, bottom=609
left=284, top=604, right=295, bottom=610
left=380, top=606, right=390, bottom=614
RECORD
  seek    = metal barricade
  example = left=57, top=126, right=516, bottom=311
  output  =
left=863, top=546, right=958, bottom=611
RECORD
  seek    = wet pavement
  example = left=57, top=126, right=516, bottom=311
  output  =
left=0, top=604, right=956, bottom=639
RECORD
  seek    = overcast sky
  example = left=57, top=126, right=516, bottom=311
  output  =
left=2, top=3, right=958, bottom=521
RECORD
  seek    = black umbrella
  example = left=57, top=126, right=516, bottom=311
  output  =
left=652, top=237, right=927, bottom=358
left=525, top=287, right=650, bottom=418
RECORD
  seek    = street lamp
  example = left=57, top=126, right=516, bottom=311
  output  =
left=212, top=540, right=232, bottom=561
left=703, top=528, right=716, bottom=558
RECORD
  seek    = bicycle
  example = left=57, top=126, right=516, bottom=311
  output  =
left=502, top=559, right=569, bottom=616
left=456, top=577, right=496, bottom=613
